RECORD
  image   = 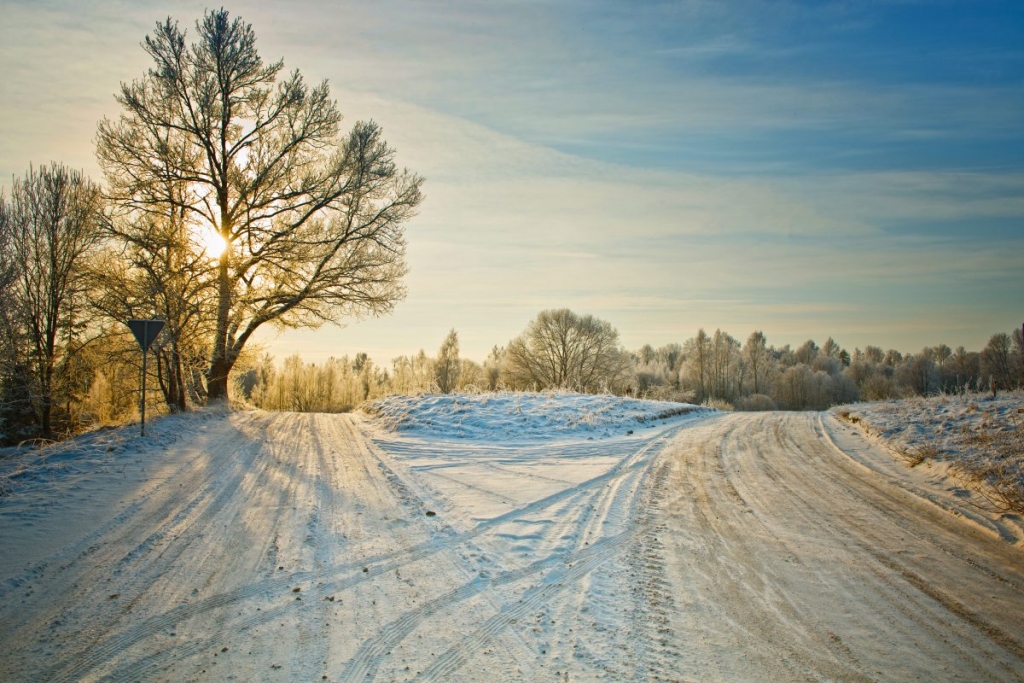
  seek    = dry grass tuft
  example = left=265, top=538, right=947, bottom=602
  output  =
left=893, top=443, right=940, bottom=467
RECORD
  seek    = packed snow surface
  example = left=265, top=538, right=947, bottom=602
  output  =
left=364, top=391, right=699, bottom=441
left=1, top=393, right=1022, bottom=681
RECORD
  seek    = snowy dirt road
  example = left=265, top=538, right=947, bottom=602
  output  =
left=654, top=412, right=1024, bottom=682
left=1, top=406, right=1023, bottom=682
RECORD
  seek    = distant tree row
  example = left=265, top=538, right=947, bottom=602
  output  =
left=627, top=328, right=1024, bottom=410
left=242, top=309, right=1024, bottom=414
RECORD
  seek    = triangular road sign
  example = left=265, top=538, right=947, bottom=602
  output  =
left=127, top=319, right=165, bottom=352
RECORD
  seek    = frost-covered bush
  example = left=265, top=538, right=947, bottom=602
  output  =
left=735, top=394, right=777, bottom=411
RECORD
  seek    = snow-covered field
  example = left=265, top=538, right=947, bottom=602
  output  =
left=364, top=391, right=698, bottom=441
left=1, top=393, right=1022, bottom=681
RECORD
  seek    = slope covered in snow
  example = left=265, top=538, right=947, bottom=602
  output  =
left=0, top=407, right=232, bottom=581
left=363, top=391, right=700, bottom=442
left=832, top=391, right=1024, bottom=519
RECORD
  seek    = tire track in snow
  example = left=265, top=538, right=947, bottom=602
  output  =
left=658, top=412, right=1024, bottom=682
left=749, top=414, right=1024, bottom=673
left=38, top=416, right=686, bottom=682
left=0, top=412, right=282, bottom=682
left=37, top=413, right=312, bottom=683
left=298, top=420, right=679, bottom=681
left=626, top=456, right=686, bottom=681
left=0, top=414, right=262, bottom=616
left=685, top=415, right=883, bottom=681
left=413, top=533, right=630, bottom=682
left=335, top=467, right=642, bottom=681
left=338, top=419, right=682, bottom=681
left=54, top=412, right=342, bottom=683
left=813, top=414, right=1024, bottom=597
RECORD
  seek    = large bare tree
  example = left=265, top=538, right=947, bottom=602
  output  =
left=96, top=9, right=423, bottom=401
left=0, top=164, right=104, bottom=438
left=505, top=309, right=629, bottom=392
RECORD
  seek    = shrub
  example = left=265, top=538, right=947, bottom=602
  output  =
left=735, top=394, right=777, bottom=411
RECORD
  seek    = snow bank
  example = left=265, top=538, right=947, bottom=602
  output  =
left=833, top=391, right=1024, bottom=513
left=363, top=391, right=701, bottom=442
left=0, top=406, right=235, bottom=580
left=0, top=407, right=229, bottom=497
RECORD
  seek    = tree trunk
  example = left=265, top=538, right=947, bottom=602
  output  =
left=207, top=244, right=233, bottom=402
left=207, top=356, right=231, bottom=402
left=40, top=396, right=53, bottom=439
left=39, top=355, right=54, bottom=439
left=157, top=345, right=189, bottom=412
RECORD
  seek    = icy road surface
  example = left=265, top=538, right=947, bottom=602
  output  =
left=1, top=401, right=1022, bottom=681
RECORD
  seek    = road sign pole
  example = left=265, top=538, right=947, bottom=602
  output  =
left=127, top=319, right=165, bottom=438
left=141, top=342, right=148, bottom=437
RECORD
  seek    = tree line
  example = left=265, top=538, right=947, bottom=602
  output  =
left=240, top=309, right=1024, bottom=414
left=0, top=9, right=421, bottom=444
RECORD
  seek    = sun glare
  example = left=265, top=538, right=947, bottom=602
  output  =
left=196, top=225, right=228, bottom=258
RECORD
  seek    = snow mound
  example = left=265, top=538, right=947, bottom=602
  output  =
left=0, top=407, right=227, bottom=497
left=833, top=391, right=1024, bottom=513
left=364, top=391, right=701, bottom=442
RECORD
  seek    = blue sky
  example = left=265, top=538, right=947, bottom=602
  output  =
left=1, top=0, right=1022, bottom=364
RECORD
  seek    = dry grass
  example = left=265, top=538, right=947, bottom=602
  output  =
left=834, top=393, right=1024, bottom=515
left=954, top=415, right=1024, bottom=514
left=892, top=443, right=941, bottom=468
left=834, top=409, right=879, bottom=437
left=634, top=405, right=700, bottom=423
left=702, top=398, right=735, bottom=412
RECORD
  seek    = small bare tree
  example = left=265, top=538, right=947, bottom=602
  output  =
left=434, top=329, right=460, bottom=394
left=709, top=329, right=741, bottom=402
left=683, top=329, right=712, bottom=402
left=483, top=345, right=504, bottom=391
left=0, top=164, right=104, bottom=438
left=981, top=333, right=1014, bottom=390
left=505, top=309, right=628, bottom=392
left=896, top=350, right=938, bottom=396
left=90, top=174, right=216, bottom=412
left=742, top=330, right=773, bottom=396
left=96, top=9, right=423, bottom=402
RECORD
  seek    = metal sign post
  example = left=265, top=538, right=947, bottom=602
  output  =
left=127, top=319, right=165, bottom=437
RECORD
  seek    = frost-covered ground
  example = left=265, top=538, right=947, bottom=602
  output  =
left=0, top=407, right=232, bottom=580
left=1, top=393, right=1022, bottom=681
left=364, top=391, right=699, bottom=441
left=833, top=391, right=1024, bottom=516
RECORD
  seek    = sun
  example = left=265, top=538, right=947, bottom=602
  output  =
left=195, top=225, right=228, bottom=258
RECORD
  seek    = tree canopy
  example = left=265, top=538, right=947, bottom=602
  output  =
left=504, top=309, right=629, bottom=392
left=96, top=8, right=423, bottom=400
left=0, top=164, right=103, bottom=437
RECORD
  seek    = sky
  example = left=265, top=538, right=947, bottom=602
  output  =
left=1, top=0, right=1022, bottom=367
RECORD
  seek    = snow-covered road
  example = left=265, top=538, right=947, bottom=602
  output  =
left=1, top=403, right=1022, bottom=681
left=653, top=411, right=1024, bottom=681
